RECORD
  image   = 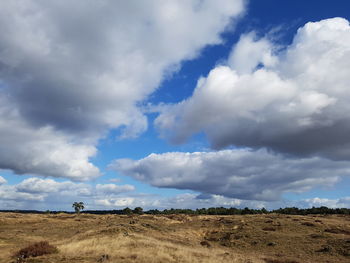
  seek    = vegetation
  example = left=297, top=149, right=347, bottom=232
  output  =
left=122, top=207, right=132, bottom=214
left=133, top=207, right=144, bottom=214
left=273, top=206, right=350, bottom=215
left=72, top=201, right=85, bottom=214
left=13, top=241, right=57, bottom=260
left=1, top=212, right=349, bottom=263
left=1, top=206, right=350, bottom=215
left=147, top=206, right=350, bottom=215
left=82, top=206, right=350, bottom=215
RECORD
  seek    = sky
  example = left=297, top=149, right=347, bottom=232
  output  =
left=1, top=0, right=350, bottom=211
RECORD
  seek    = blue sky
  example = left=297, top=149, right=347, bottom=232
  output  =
left=1, top=0, right=350, bottom=211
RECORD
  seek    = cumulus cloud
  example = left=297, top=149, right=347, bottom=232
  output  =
left=14, top=177, right=134, bottom=196
left=0, top=176, right=6, bottom=185
left=111, top=149, right=350, bottom=201
left=2, top=174, right=264, bottom=210
left=155, top=18, right=350, bottom=160
left=0, top=176, right=135, bottom=210
left=0, top=0, right=245, bottom=180
left=227, top=32, right=277, bottom=74
left=94, top=193, right=350, bottom=210
left=0, top=185, right=46, bottom=202
left=1, top=175, right=349, bottom=210
left=0, top=97, right=99, bottom=181
left=94, top=193, right=245, bottom=210
left=298, top=197, right=350, bottom=208
left=96, top=184, right=135, bottom=194
left=95, top=197, right=138, bottom=208
left=15, top=177, right=90, bottom=194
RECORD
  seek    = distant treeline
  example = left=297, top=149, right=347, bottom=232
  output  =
left=146, top=206, right=350, bottom=215
left=1, top=206, right=349, bottom=215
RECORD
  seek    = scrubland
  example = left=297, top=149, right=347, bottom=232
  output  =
left=0, top=212, right=349, bottom=263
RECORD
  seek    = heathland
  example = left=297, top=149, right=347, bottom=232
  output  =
left=0, top=212, right=349, bottom=263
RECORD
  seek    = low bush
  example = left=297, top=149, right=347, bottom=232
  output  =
left=14, top=241, right=58, bottom=259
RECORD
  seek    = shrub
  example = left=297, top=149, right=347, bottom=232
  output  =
left=14, top=241, right=58, bottom=259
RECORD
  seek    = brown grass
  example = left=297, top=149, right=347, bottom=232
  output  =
left=13, top=241, right=57, bottom=259
left=0, top=213, right=349, bottom=263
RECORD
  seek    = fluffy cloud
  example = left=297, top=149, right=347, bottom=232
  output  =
left=156, top=18, right=350, bottom=160
left=0, top=0, right=245, bottom=179
left=14, top=177, right=134, bottom=196
left=94, top=193, right=245, bottom=210
left=111, top=149, right=350, bottom=201
left=95, top=197, right=138, bottom=208
left=94, top=193, right=350, bottom=210
left=227, top=32, right=277, bottom=74
left=1, top=175, right=349, bottom=210
left=96, top=184, right=135, bottom=194
left=0, top=185, right=46, bottom=202
left=298, top=197, right=350, bottom=208
left=0, top=98, right=99, bottom=181
left=0, top=176, right=135, bottom=210
left=0, top=176, right=6, bottom=185
left=15, top=177, right=91, bottom=194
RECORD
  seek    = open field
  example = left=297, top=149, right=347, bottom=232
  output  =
left=0, top=213, right=349, bottom=263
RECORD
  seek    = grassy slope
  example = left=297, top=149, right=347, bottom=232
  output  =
left=0, top=213, right=349, bottom=263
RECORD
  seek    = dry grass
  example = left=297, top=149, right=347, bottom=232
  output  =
left=59, top=234, right=254, bottom=263
left=14, top=241, right=57, bottom=260
left=0, top=213, right=349, bottom=263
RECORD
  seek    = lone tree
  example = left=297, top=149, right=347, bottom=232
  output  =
left=72, top=202, right=85, bottom=214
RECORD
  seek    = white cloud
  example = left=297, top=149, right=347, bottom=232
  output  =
left=95, top=197, right=136, bottom=208
left=0, top=176, right=136, bottom=210
left=111, top=149, right=350, bottom=201
left=1, top=175, right=349, bottom=210
left=96, top=184, right=135, bottom=194
left=15, top=177, right=89, bottom=194
left=14, top=178, right=134, bottom=197
left=94, top=193, right=350, bottom=210
left=0, top=176, right=6, bottom=185
left=155, top=18, right=350, bottom=160
left=94, top=193, right=245, bottom=209
left=0, top=99, right=99, bottom=181
left=0, top=185, right=46, bottom=202
left=227, top=32, right=277, bottom=74
left=0, top=0, right=245, bottom=180
left=299, top=197, right=350, bottom=208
